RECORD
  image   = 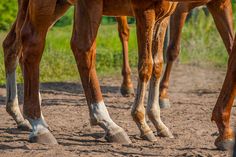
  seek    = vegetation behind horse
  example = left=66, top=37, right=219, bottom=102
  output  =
left=0, top=2, right=236, bottom=84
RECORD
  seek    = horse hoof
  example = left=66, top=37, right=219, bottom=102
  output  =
left=29, top=132, right=58, bottom=145
left=159, top=98, right=171, bottom=109
left=17, top=120, right=32, bottom=131
left=120, top=85, right=134, bottom=97
left=105, top=130, right=131, bottom=144
left=215, top=138, right=234, bottom=151
left=157, top=128, right=174, bottom=138
left=141, top=131, right=157, bottom=142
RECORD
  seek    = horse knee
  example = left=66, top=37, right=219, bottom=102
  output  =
left=153, top=60, right=163, bottom=79
left=138, top=60, right=153, bottom=82
left=21, top=27, right=44, bottom=65
left=166, top=44, right=180, bottom=62
left=71, top=35, right=96, bottom=69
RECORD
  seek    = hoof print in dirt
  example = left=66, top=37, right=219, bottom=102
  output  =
left=215, top=139, right=234, bottom=151
left=105, top=130, right=131, bottom=144
left=159, top=98, right=171, bottom=109
left=29, top=132, right=58, bottom=145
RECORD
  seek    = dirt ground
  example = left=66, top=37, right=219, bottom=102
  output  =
left=0, top=64, right=235, bottom=157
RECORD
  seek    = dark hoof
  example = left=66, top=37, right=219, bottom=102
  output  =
left=157, top=128, right=174, bottom=138
left=215, top=138, right=234, bottom=151
left=105, top=130, right=131, bottom=144
left=159, top=98, right=171, bottom=109
left=141, top=131, right=157, bottom=142
left=17, top=120, right=32, bottom=131
left=29, top=132, right=58, bottom=145
left=120, top=85, right=134, bottom=97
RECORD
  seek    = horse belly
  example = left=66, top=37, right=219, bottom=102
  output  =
left=103, top=0, right=134, bottom=16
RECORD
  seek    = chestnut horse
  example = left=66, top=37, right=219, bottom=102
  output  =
left=3, top=0, right=179, bottom=144
left=159, top=1, right=234, bottom=108
left=3, top=0, right=233, bottom=151
left=3, top=0, right=133, bottom=132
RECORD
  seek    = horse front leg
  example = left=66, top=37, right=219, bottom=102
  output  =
left=21, top=0, right=60, bottom=145
left=3, top=21, right=32, bottom=131
left=147, top=17, right=173, bottom=138
left=130, top=3, right=157, bottom=141
left=71, top=0, right=130, bottom=144
left=3, top=0, right=32, bottom=131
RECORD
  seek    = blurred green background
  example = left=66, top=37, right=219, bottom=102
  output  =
left=0, top=2, right=236, bottom=84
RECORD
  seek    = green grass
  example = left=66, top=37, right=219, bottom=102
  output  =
left=180, top=11, right=229, bottom=68
left=0, top=8, right=234, bottom=84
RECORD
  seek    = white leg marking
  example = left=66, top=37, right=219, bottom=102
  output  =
left=38, top=92, right=49, bottom=128
left=147, top=77, right=170, bottom=133
left=6, top=72, right=25, bottom=125
left=28, top=118, right=50, bottom=138
left=131, top=80, right=152, bottom=135
left=91, top=101, right=121, bottom=133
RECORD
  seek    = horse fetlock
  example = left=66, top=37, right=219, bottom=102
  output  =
left=90, top=102, right=120, bottom=132
left=6, top=100, right=25, bottom=124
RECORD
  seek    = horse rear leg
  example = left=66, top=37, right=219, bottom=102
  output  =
left=3, top=21, right=32, bottom=131
left=116, top=16, right=134, bottom=97
left=160, top=4, right=189, bottom=108
left=3, top=0, right=32, bottom=131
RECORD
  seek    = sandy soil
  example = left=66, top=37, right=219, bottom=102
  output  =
left=0, top=64, right=235, bottom=157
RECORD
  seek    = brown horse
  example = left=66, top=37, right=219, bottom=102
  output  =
left=3, top=0, right=179, bottom=144
left=3, top=1, right=133, bottom=133
left=159, top=0, right=234, bottom=108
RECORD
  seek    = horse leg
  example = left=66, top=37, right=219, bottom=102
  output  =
left=207, top=0, right=234, bottom=54
left=20, top=0, right=61, bottom=144
left=116, top=16, right=134, bottom=97
left=3, top=21, right=32, bottom=131
left=147, top=17, right=173, bottom=138
left=211, top=38, right=236, bottom=151
left=3, top=0, right=32, bottom=131
left=130, top=4, right=157, bottom=142
left=160, top=4, right=189, bottom=108
left=71, top=0, right=130, bottom=144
